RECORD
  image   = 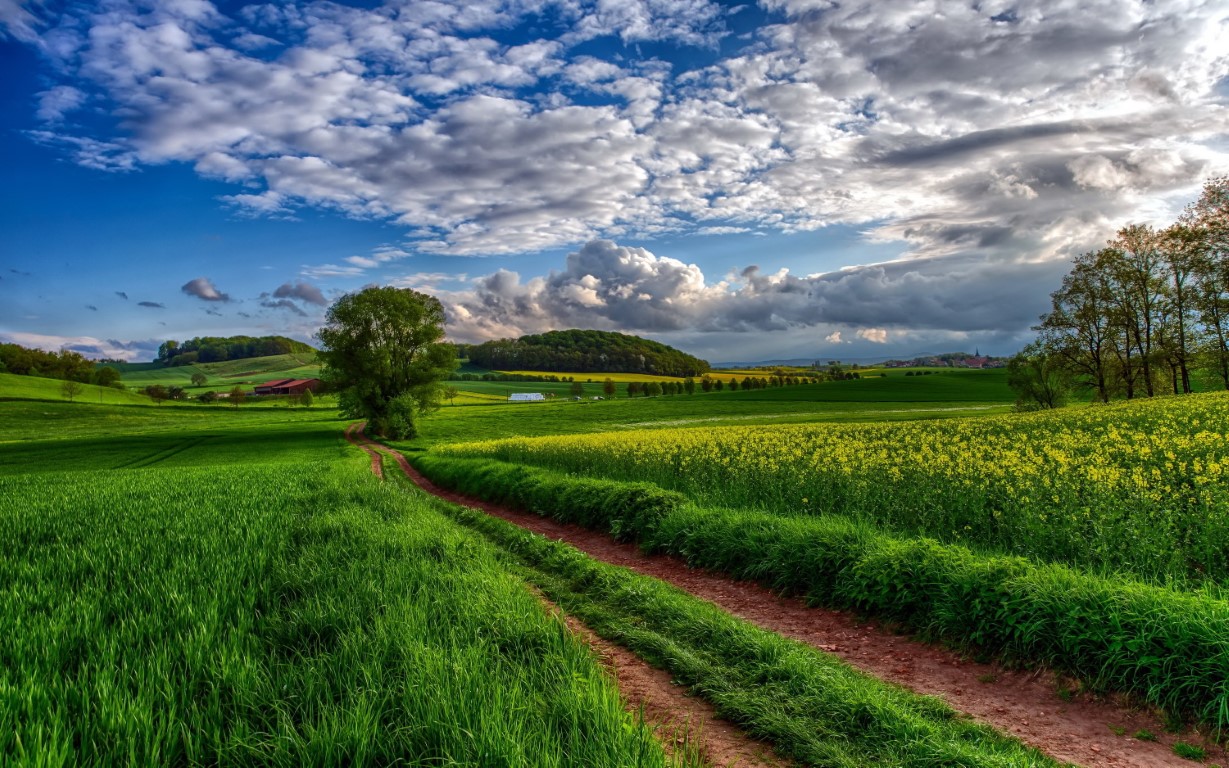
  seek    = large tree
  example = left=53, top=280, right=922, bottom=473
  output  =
left=317, top=287, right=456, bottom=439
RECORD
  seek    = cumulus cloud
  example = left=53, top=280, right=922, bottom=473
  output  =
left=438, top=239, right=1066, bottom=343
left=272, top=280, right=327, bottom=306
left=824, top=331, right=842, bottom=343
left=181, top=276, right=231, bottom=302
left=259, top=296, right=308, bottom=317
left=7, top=0, right=1228, bottom=347
left=0, top=331, right=160, bottom=361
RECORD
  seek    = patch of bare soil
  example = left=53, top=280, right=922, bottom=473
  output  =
left=350, top=425, right=1224, bottom=768
left=345, top=424, right=786, bottom=768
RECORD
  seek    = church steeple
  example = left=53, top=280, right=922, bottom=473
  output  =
left=975, top=347, right=980, bottom=357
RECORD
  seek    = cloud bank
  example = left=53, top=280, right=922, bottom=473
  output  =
left=18, top=0, right=1226, bottom=265
left=440, top=239, right=1067, bottom=345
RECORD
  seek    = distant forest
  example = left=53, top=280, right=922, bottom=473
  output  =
left=0, top=343, right=96, bottom=381
left=460, top=329, right=710, bottom=376
left=157, top=336, right=315, bottom=366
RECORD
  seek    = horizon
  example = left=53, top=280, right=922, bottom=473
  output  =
left=2, top=0, right=1226, bottom=362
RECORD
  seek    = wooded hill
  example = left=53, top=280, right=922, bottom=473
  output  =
left=157, top=336, right=315, bottom=366
left=461, top=330, right=710, bottom=377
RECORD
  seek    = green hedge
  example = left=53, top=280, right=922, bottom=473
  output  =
left=413, top=454, right=1229, bottom=729
left=414, top=454, right=686, bottom=540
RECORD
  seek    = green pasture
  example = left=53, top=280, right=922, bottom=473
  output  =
left=417, top=368, right=1013, bottom=448
left=0, top=372, right=151, bottom=405
left=110, top=353, right=321, bottom=392
left=0, top=394, right=680, bottom=766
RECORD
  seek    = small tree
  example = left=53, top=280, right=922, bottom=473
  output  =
left=168, top=386, right=186, bottom=401
left=645, top=381, right=663, bottom=397
left=61, top=379, right=84, bottom=402
left=714, top=379, right=724, bottom=391
left=1007, top=342, right=1071, bottom=410
left=145, top=384, right=169, bottom=405
left=198, top=390, right=218, bottom=404
left=569, top=380, right=585, bottom=398
left=191, top=372, right=208, bottom=387
left=701, top=376, right=714, bottom=392
left=683, top=377, right=696, bottom=394
left=727, top=378, right=739, bottom=391
left=93, top=366, right=121, bottom=388
left=300, top=388, right=314, bottom=408
left=443, top=386, right=458, bottom=406
left=229, top=386, right=245, bottom=408
left=626, top=381, right=641, bottom=398
left=602, top=378, right=616, bottom=397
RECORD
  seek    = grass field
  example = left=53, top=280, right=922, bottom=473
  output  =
left=114, top=353, right=322, bottom=393
left=0, top=372, right=153, bottom=405
left=0, top=398, right=687, bottom=765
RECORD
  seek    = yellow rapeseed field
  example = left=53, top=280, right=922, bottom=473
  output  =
left=441, top=392, right=1229, bottom=581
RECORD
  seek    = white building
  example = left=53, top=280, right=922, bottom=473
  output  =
left=508, top=392, right=546, bottom=402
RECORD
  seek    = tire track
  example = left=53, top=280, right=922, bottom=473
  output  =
left=344, top=422, right=787, bottom=768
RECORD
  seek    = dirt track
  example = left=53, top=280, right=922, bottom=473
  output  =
left=346, top=422, right=1223, bottom=768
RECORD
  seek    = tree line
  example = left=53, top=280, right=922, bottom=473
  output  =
left=0, top=343, right=122, bottom=388
left=156, top=335, right=314, bottom=366
left=460, top=329, right=711, bottom=377
left=1018, top=176, right=1229, bottom=406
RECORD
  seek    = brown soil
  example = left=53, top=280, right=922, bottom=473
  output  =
left=349, top=424, right=1224, bottom=768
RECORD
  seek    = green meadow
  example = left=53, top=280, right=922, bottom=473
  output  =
left=0, top=363, right=1088, bottom=765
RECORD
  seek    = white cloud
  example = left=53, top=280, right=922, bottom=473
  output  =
left=35, top=85, right=85, bottom=122
left=181, top=276, right=231, bottom=302
left=0, top=331, right=160, bottom=361
left=11, top=0, right=1229, bottom=282
left=435, top=239, right=1066, bottom=342
left=824, top=330, right=842, bottom=343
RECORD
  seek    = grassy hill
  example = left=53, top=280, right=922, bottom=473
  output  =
left=0, top=372, right=153, bottom=405
left=114, top=353, right=321, bottom=392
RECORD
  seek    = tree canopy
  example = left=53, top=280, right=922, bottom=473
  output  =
left=1031, top=176, right=1229, bottom=400
left=461, top=329, right=709, bottom=376
left=156, top=335, right=314, bottom=366
left=317, top=287, right=456, bottom=439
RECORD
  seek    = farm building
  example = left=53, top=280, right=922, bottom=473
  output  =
left=254, top=378, right=322, bottom=396
left=508, top=392, right=545, bottom=402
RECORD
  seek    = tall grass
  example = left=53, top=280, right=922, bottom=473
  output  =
left=0, top=459, right=677, bottom=766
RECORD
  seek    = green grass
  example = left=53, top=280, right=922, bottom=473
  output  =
left=112, top=353, right=321, bottom=392
left=0, top=372, right=153, bottom=405
left=0, top=402, right=681, bottom=766
left=410, top=454, right=1229, bottom=730
left=403, top=369, right=1014, bottom=449
left=389, top=471, right=1058, bottom=767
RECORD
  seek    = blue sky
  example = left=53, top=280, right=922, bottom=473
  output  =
left=1, top=0, right=1225, bottom=363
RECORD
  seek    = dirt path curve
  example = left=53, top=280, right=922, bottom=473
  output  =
left=345, top=423, right=787, bottom=768
left=349, top=425, right=1223, bottom=768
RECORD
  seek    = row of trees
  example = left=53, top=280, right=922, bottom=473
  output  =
left=0, top=343, right=98, bottom=382
left=462, top=329, right=711, bottom=377
left=1024, top=177, right=1228, bottom=404
left=156, top=335, right=314, bottom=366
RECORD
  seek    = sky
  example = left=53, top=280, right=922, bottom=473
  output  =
left=0, top=0, right=1226, bottom=364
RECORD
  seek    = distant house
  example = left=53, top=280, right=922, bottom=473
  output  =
left=254, top=378, right=322, bottom=396
left=508, top=392, right=545, bottom=402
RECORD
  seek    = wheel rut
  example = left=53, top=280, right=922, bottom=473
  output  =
left=347, top=423, right=1224, bottom=768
